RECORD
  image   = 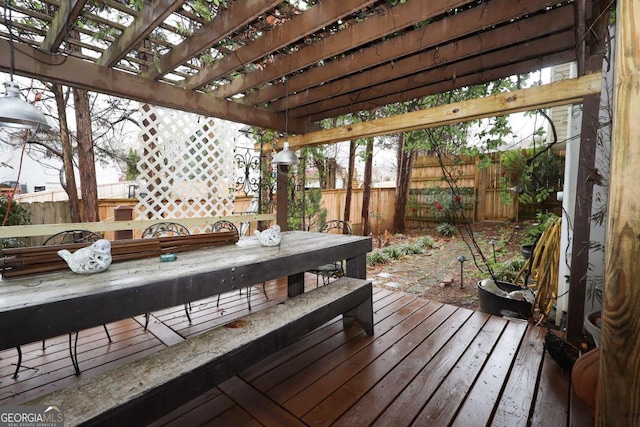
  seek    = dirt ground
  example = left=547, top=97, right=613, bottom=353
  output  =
left=367, top=221, right=526, bottom=311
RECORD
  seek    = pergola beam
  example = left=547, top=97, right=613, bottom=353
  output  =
left=0, top=39, right=310, bottom=134
left=184, top=0, right=379, bottom=90
left=240, top=0, right=566, bottom=109
left=289, top=11, right=575, bottom=119
left=303, top=50, right=576, bottom=123
left=40, top=0, right=88, bottom=52
left=264, top=72, right=601, bottom=152
left=96, top=0, right=185, bottom=68
left=220, top=0, right=472, bottom=100
left=144, top=1, right=281, bottom=80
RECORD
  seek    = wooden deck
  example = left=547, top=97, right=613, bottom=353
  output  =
left=0, top=275, right=593, bottom=426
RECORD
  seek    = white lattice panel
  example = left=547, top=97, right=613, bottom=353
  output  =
left=135, top=105, right=236, bottom=233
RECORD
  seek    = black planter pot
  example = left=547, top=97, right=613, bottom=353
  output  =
left=477, top=281, right=533, bottom=319
left=521, top=244, right=535, bottom=259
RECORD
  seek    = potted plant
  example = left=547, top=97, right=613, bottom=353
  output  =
left=520, top=212, right=558, bottom=259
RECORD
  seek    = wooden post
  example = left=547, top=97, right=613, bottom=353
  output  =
left=599, top=1, right=640, bottom=424
left=276, top=166, right=289, bottom=231
left=475, top=159, right=486, bottom=223
left=565, top=92, right=601, bottom=346
left=114, top=205, right=134, bottom=240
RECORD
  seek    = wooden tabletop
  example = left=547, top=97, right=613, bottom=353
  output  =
left=0, top=231, right=371, bottom=350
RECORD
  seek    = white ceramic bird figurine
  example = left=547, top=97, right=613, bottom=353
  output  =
left=57, top=239, right=113, bottom=275
left=479, top=278, right=508, bottom=297
left=254, top=224, right=282, bottom=247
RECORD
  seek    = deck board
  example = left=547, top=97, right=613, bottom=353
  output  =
left=0, top=275, right=592, bottom=426
left=452, top=319, right=529, bottom=426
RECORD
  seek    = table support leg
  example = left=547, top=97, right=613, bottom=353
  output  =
left=288, top=272, right=305, bottom=297
left=346, top=254, right=367, bottom=279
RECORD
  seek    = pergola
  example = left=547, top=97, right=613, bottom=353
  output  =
left=0, top=1, right=638, bottom=424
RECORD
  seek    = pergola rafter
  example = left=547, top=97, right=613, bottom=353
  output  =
left=0, top=0, right=597, bottom=135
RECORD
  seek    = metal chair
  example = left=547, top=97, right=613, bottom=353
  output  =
left=308, top=220, right=353, bottom=287
left=43, top=229, right=103, bottom=245
left=212, top=220, right=267, bottom=310
left=14, top=230, right=111, bottom=378
left=141, top=222, right=192, bottom=329
left=141, top=222, right=190, bottom=239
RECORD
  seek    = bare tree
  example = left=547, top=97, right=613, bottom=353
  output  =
left=51, top=84, right=81, bottom=223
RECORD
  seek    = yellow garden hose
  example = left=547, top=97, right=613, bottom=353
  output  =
left=516, top=217, right=562, bottom=324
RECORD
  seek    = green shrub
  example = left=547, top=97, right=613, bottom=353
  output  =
left=366, top=250, right=391, bottom=266
left=436, top=223, right=457, bottom=237
left=381, top=246, right=402, bottom=259
left=397, top=243, right=424, bottom=255
left=416, top=235, right=435, bottom=249
left=492, top=256, right=526, bottom=282
left=0, top=195, right=30, bottom=249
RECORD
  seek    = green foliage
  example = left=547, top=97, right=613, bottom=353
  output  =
left=491, top=256, right=526, bottom=283
left=415, top=235, right=435, bottom=249
left=521, top=212, right=559, bottom=246
left=366, top=250, right=391, bottom=266
left=288, top=187, right=327, bottom=231
left=499, top=147, right=564, bottom=206
left=0, top=195, right=31, bottom=249
left=397, top=243, right=424, bottom=256
left=125, top=148, right=140, bottom=181
left=435, top=223, right=456, bottom=237
left=366, top=237, right=431, bottom=267
left=407, top=187, right=474, bottom=222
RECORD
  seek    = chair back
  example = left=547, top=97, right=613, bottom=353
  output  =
left=211, top=220, right=239, bottom=238
left=43, top=230, right=103, bottom=245
left=321, top=220, right=352, bottom=235
left=142, top=222, right=190, bottom=238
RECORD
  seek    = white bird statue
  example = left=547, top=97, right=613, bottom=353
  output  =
left=479, top=278, right=508, bottom=297
left=254, top=224, right=282, bottom=247
left=57, top=239, right=113, bottom=275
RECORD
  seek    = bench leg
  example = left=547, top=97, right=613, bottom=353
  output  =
left=343, top=296, right=374, bottom=335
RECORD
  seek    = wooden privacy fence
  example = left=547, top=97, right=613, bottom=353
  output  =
left=406, top=153, right=561, bottom=227
left=15, top=155, right=559, bottom=244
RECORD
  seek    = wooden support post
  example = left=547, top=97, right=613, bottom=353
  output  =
left=565, top=91, right=601, bottom=346
left=599, top=1, right=640, bottom=423
left=114, top=205, right=134, bottom=240
left=276, top=166, right=289, bottom=231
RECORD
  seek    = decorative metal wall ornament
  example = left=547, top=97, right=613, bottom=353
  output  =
left=234, top=146, right=262, bottom=197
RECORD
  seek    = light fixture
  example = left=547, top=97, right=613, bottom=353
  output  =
left=272, top=141, right=299, bottom=166
left=489, top=239, right=496, bottom=263
left=457, top=255, right=467, bottom=289
left=0, top=4, right=50, bottom=131
left=0, top=82, right=50, bottom=130
left=272, top=76, right=298, bottom=168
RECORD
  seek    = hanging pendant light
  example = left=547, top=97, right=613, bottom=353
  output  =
left=272, top=77, right=298, bottom=167
left=0, top=81, right=50, bottom=130
left=0, top=4, right=50, bottom=131
left=272, top=141, right=299, bottom=166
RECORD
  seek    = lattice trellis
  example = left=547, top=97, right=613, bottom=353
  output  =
left=135, top=105, right=236, bottom=233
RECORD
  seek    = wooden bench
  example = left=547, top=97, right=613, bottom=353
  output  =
left=27, top=276, right=374, bottom=426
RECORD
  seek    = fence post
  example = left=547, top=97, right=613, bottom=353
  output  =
left=114, top=205, right=134, bottom=240
left=475, top=159, right=487, bottom=223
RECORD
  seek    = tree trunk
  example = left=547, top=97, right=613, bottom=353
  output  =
left=52, top=84, right=82, bottom=223
left=343, top=140, right=356, bottom=224
left=361, top=137, right=373, bottom=236
left=73, top=88, right=100, bottom=222
left=393, top=133, right=415, bottom=233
